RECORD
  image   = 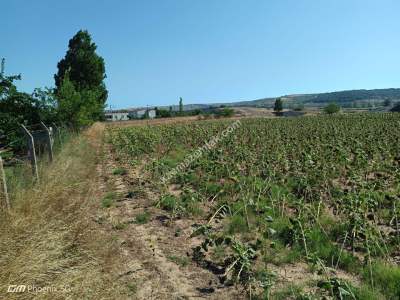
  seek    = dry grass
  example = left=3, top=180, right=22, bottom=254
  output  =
left=0, top=123, right=126, bottom=299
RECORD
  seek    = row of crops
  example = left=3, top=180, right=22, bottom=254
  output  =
left=107, top=113, right=400, bottom=299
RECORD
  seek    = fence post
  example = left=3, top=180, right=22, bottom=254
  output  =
left=40, top=122, right=53, bottom=162
left=52, top=122, right=62, bottom=147
left=0, top=156, right=10, bottom=210
left=21, top=124, right=39, bottom=181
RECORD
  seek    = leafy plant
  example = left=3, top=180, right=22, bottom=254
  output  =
left=101, top=192, right=115, bottom=208
left=112, top=167, right=127, bottom=175
left=135, top=211, right=151, bottom=224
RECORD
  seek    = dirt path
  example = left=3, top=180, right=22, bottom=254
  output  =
left=94, top=141, right=242, bottom=299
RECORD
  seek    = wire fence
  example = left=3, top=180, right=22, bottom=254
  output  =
left=0, top=123, right=71, bottom=211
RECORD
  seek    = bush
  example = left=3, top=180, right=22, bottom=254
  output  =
left=217, top=107, right=235, bottom=118
left=324, top=102, right=340, bottom=114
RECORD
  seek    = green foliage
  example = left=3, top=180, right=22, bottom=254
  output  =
left=228, top=214, right=249, bottom=234
left=135, top=211, right=151, bottom=224
left=126, top=283, right=137, bottom=295
left=56, top=78, right=104, bottom=127
left=179, top=97, right=183, bottom=115
left=32, top=87, right=58, bottom=122
left=112, top=167, right=127, bottom=175
left=54, top=30, right=107, bottom=99
left=274, top=98, right=283, bottom=112
left=101, top=192, right=115, bottom=208
left=294, top=103, right=305, bottom=111
left=324, top=102, right=340, bottom=114
left=217, top=107, right=235, bottom=118
left=156, top=108, right=172, bottom=118
left=363, top=261, right=400, bottom=299
left=158, top=194, right=178, bottom=212
left=157, top=191, right=202, bottom=217
left=112, top=222, right=127, bottom=230
left=0, top=59, right=20, bottom=98
left=317, top=277, right=356, bottom=299
left=108, top=113, right=400, bottom=296
left=55, top=30, right=107, bottom=127
left=167, top=255, right=190, bottom=267
left=0, top=60, right=57, bottom=150
left=141, top=109, right=150, bottom=119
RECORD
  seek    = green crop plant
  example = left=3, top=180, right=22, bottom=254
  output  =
left=107, top=113, right=400, bottom=298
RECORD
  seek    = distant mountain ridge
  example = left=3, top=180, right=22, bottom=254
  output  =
left=163, top=88, right=400, bottom=110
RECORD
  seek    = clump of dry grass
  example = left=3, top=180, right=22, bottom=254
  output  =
left=0, top=123, right=126, bottom=299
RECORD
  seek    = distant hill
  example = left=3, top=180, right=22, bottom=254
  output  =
left=169, top=88, right=400, bottom=110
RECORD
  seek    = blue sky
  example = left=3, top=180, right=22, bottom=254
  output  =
left=2, top=0, right=400, bottom=108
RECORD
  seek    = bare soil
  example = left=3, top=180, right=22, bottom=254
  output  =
left=94, top=121, right=360, bottom=299
left=96, top=143, right=244, bottom=299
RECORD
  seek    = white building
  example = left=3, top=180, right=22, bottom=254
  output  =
left=105, top=110, right=130, bottom=121
left=129, top=109, right=156, bottom=119
left=105, top=108, right=156, bottom=121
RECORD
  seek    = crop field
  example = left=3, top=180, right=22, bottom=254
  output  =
left=107, top=113, right=400, bottom=299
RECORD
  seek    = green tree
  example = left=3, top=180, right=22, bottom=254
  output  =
left=274, top=98, right=283, bottom=112
left=142, top=109, right=150, bottom=119
left=0, top=58, right=20, bottom=99
left=54, top=30, right=107, bottom=126
left=0, top=59, right=57, bottom=151
left=179, top=97, right=183, bottom=115
left=156, top=109, right=172, bottom=118
left=324, top=102, right=340, bottom=114
left=32, top=87, right=58, bottom=122
left=218, top=107, right=235, bottom=117
left=57, top=73, right=103, bottom=127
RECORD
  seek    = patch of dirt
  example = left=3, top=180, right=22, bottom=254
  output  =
left=94, top=123, right=362, bottom=299
left=269, top=262, right=359, bottom=289
left=95, top=142, right=243, bottom=299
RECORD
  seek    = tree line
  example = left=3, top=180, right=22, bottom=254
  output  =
left=0, top=30, right=107, bottom=151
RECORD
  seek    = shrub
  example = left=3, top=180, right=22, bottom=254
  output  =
left=219, top=107, right=235, bottom=117
left=324, top=102, right=340, bottom=114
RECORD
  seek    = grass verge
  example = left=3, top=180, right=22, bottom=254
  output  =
left=0, top=123, right=126, bottom=299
